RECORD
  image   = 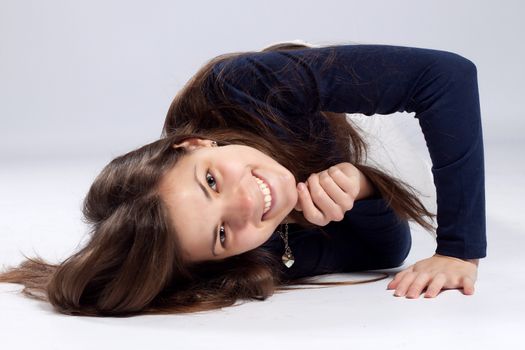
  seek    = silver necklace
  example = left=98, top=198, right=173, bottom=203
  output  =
left=277, top=223, right=294, bottom=268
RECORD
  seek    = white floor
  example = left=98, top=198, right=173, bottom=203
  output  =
left=1, top=137, right=523, bottom=349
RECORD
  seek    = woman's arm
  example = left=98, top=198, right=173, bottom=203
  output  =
left=208, top=44, right=486, bottom=261
left=262, top=197, right=413, bottom=281
left=208, top=44, right=485, bottom=298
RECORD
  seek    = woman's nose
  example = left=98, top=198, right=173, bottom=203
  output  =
left=224, top=181, right=258, bottom=229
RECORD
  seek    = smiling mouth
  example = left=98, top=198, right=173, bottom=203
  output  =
left=252, top=175, right=272, bottom=220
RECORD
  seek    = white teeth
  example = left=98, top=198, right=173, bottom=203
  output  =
left=253, top=175, right=272, bottom=216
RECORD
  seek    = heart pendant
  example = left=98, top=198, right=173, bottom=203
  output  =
left=282, top=252, right=295, bottom=268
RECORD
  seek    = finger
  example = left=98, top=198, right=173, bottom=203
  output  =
left=387, top=267, right=413, bottom=290
left=327, top=165, right=360, bottom=200
left=394, top=272, right=418, bottom=297
left=424, top=273, right=447, bottom=298
left=461, top=276, right=476, bottom=295
left=307, top=174, right=343, bottom=223
left=319, top=169, right=356, bottom=212
left=406, top=273, right=432, bottom=299
left=387, top=271, right=407, bottom=290
left=297, top=179, right=328, bottom=226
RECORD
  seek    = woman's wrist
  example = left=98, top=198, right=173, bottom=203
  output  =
left=356, top=171, right=378, bottom=201
left=464, top=258, right=480, bottom=267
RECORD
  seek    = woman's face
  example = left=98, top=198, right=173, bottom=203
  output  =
left=158, top=137, right=299, bottom=263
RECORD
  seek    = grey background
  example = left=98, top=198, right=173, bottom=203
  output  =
left=1, top=0, right=523, bottom=161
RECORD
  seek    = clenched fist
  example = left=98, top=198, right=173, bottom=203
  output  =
left=294, top=162, right=376, bottom=226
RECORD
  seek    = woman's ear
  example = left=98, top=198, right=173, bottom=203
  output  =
left=172, top=138, right=213, bottom=151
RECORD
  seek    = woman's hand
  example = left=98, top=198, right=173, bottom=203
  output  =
left=294, top=162, right=374, bottom=226
left=386, top=254, right=479, bottom=298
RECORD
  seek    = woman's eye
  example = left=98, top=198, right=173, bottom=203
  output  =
left=206, top=172, right=217, bottom=191
left=207, top=172, right=225, bottom=248
left=219, top=225, right=226, bottom=247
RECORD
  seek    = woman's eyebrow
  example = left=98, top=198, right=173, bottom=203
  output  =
left=194, top=164, right=218, bottom=257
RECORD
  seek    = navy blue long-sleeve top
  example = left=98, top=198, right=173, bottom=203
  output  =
left=205, top=44, right=486, bottom=279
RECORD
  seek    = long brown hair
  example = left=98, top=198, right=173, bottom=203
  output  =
left=0, top=42, right=435, bottom=317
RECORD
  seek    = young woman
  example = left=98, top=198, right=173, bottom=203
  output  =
left=0, top=41, right=485, bottom=317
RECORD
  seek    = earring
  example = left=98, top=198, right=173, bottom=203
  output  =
left=211, top=141, right=218, bottom=147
